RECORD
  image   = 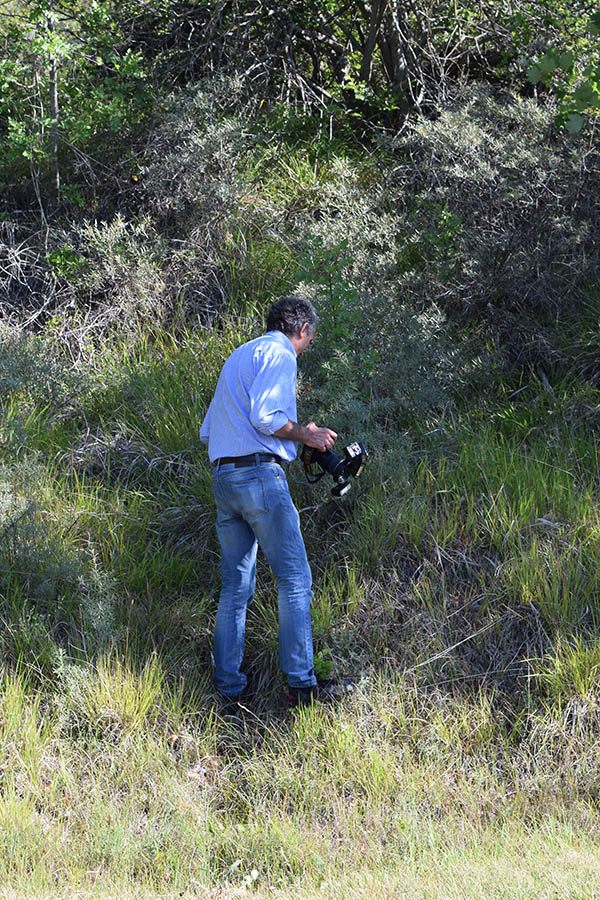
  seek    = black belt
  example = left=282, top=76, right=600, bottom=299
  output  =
left=214, top=453, right=283, bottom=468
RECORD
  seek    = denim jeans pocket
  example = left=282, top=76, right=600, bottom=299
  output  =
left=213, top=470, right=267, bottom=516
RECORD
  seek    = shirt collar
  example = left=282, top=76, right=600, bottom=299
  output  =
left=266, top=330, right=295, bottom=354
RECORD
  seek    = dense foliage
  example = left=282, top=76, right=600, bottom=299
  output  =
left=1, top=2, right=600, bottom=897
left=2, top=0, right=599, bottom=206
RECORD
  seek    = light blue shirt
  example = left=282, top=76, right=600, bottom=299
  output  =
left=200, top=330, right=298, bottom=463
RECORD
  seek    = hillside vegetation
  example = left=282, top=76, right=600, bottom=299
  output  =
left=1, top=2, right=600, bottom=897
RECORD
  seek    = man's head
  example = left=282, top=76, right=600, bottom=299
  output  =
left=267, top=296, right=317, bottom=336
left=266, top=296, right=318, bottom=357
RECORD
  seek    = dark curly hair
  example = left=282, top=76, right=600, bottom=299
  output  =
left=266, top=296, right=318, bottom=336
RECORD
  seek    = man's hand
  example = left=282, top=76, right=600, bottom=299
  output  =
left=303, top=421, right=337, bottom=453
left=273, top=420, right=337, bottom=452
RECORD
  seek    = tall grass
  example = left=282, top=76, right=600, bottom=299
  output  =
left=2, top=324, right=599, bottom=686
left=1, top=326, right=600, bottom=895
left=1, top=88, right=600, bottom=893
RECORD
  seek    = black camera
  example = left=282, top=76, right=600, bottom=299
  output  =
left=301, top=441, right=368, bottom=497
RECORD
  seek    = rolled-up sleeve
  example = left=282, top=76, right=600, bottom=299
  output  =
left=199, top=404, right=211, bottom=444
left=248, top=349, right=296, bottom=435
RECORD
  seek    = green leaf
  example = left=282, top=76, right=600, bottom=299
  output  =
left=558, top=51, right=574, bottom=71
left=573, top=81, right=599, bottom=106
left=590, top=11, right=600, bottom=35
left=527, top=64, right=542, bottom=84
left=538, top=50, right=561, bottom=76
left=565, top=113, right=584, bottom=133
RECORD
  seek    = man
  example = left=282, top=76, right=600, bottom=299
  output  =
left=200, top=295, right=349, bottom=707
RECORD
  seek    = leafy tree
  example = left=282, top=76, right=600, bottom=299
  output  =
left=528, top=9, right=600, bottom=132
left=150, top=0, right=594, bottom=119
left=0, top=0, right=153, bottom=206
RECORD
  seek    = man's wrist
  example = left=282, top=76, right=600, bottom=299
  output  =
left=273, top=421, right=307, bottom=443
left=273, top=420, right=337, bottom=453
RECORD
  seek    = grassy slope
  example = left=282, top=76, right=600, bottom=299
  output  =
left=1, top=94, right=600, bottom=897
left=1, top=327, right=600, bottom=898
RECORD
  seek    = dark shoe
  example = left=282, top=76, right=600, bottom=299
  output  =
left=215, top=690, right=249, bottom=723
left=286, top=677, right=355, bottom=708
left=214, top=674, right=252, bottom=716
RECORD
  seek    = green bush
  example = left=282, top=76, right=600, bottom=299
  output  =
left=388, top=86, right=600, bottom=368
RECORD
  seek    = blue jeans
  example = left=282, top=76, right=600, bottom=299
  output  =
left=211, top=458, right=316, bottom=697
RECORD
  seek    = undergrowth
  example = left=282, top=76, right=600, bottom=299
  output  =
left=1, top=80, right=600, bottom=898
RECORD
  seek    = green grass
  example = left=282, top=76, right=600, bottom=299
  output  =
left=3, top=60, right=600, bottom=899
left=533, top=634, right=600, bottom=704
left=2, top=318, right=600, bottom=895
left=0, top=668, right=599, bottom=897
